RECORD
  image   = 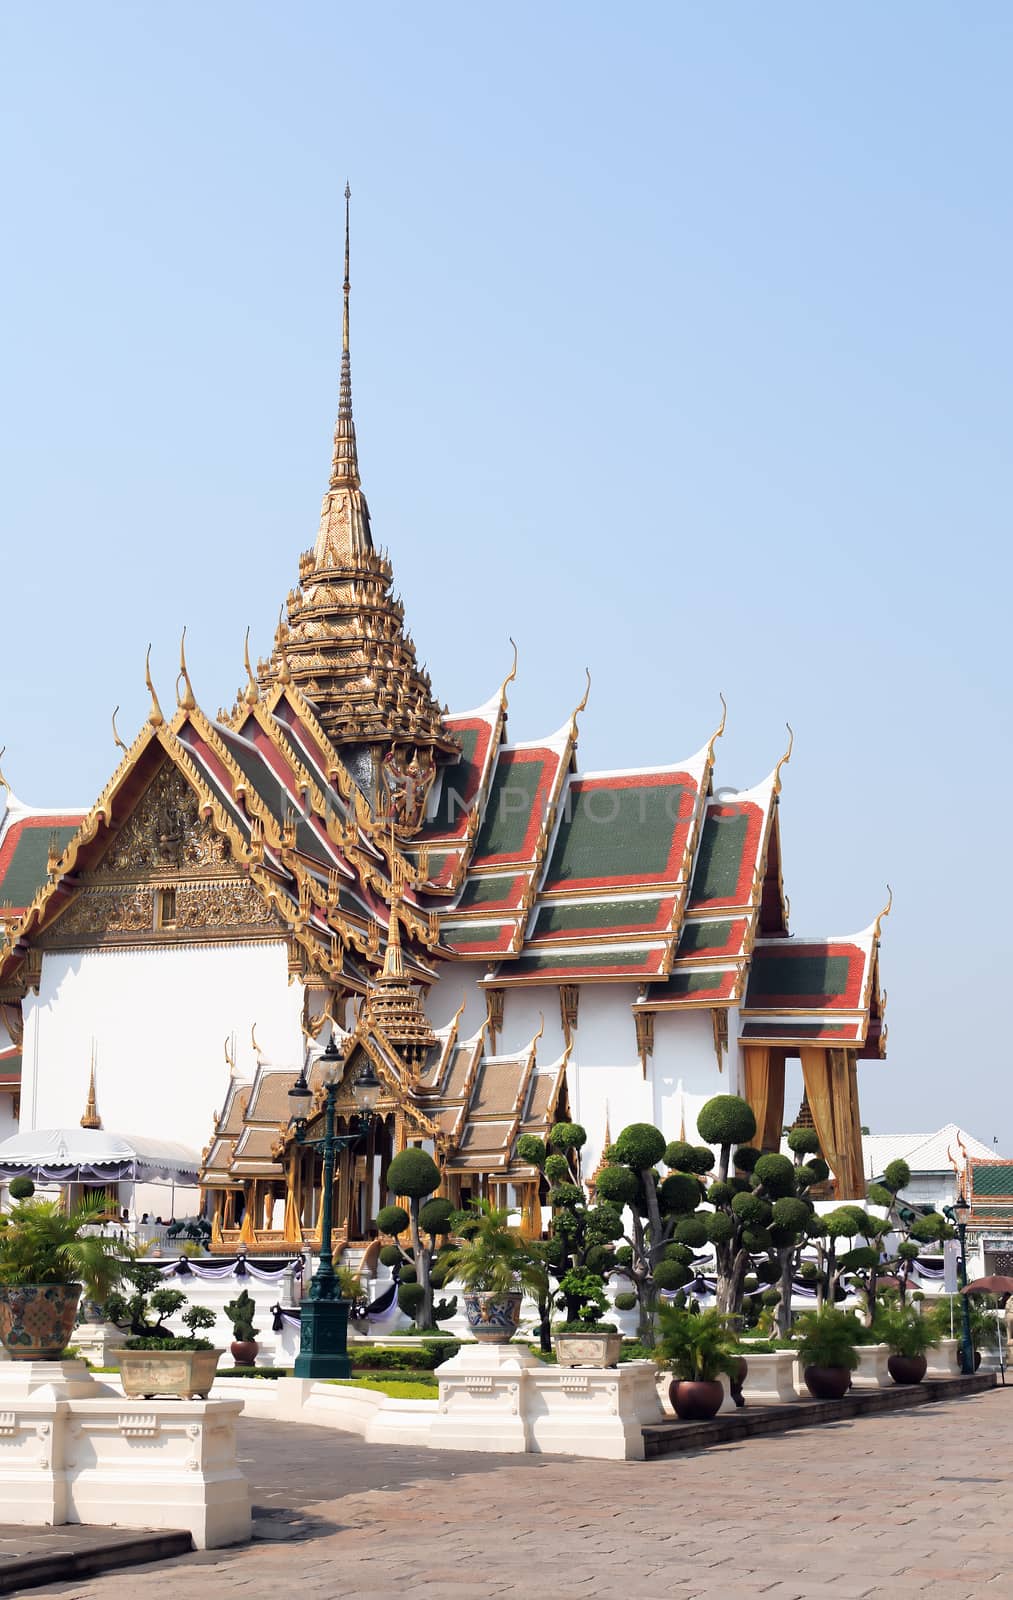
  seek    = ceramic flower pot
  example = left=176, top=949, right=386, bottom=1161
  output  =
left=669, top=1378, right=724, bottom=1421
left=887, top=1353, right=927, bottom=1385
left=118, top=1348, right=224, bottom=1399
left=230, top=1339, right=259, bottom=1366
left=0, top=1283, right=82, bottom=1360
left=803, top=1364, right=852, bottom=1400
left=462, top=1291, right=522, bottom=1343
left=554, top=1331, right=623, bottom=1368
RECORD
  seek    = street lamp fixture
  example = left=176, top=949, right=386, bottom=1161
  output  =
left=286, top=1040, right=379, bottom=1379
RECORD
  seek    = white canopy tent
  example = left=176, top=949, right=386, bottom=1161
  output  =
left=0, top=1127, right=202, bottom=1225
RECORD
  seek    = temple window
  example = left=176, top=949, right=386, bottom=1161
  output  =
left=156, top=887, right=177, bottom=930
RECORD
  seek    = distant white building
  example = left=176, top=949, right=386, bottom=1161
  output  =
left=862, top=1123, right=998, bottom=1213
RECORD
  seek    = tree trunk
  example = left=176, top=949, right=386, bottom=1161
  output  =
left=776, top=1250, right=794, bottom=1337
left=717, top=1245, right=750, bottom=1319
left=638, top=1279, right=658, bottom=1347
left=410, top=1199, right=434, bottom=1330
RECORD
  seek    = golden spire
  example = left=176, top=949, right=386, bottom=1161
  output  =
left=381, top=899, right=405, bottom=980
left=177, top=627, right=197, bottom=712
left=144, top=646, right=164, bottom=728
left=773, top=722, right=794, bottom=793
left=80, top=1045, right=102, bottom=1130
left=0, top=746, right=8, bottom=797
left=242, top=628, right=259, bottom=706
left=329, top=181, right=361, bottom=494
left=111, top=708, right=128, bottom=754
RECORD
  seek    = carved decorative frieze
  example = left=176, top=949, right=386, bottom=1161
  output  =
left=89, top=765, right=232, bottom=882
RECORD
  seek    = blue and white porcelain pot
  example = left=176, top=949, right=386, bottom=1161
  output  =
left=462, top=1290, right=523, bottom=1343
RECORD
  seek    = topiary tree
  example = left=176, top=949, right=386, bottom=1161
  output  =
left=517, top=1122, right=623, bottom=1344
left=595, top=1121, right=709, bottom=1344
left=846, top=1160, right=952, bottom=1315
left=376, top=1149, right=457, bottom=1331
left=7, top=1176, right=35, bottom=1201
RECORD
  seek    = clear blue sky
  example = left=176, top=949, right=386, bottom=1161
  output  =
left=2, top=4, right=1010, bottom=1146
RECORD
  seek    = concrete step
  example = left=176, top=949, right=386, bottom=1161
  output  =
left=0, top=1529, right=193, bottom=1595
left=643, top=1371, right=998, bottom=1458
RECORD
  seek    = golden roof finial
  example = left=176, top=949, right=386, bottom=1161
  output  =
left=275, top=607, right=292, bottom=685
left=569, top=669, right=591, bottom=737
left=80, top=1043, right=102, bottom=1130
left=874, top=884, right=893, bottom=939
left=0, top=746, right=8, bottom=797
left=243, top=628, right=259, bottom=706
left=706, top=692, right=728, bottom=762
left=144, top=645, right=164, bottom=728
left=381, top=899, right=405, bottom=981
left=500, top=638, right=519, bottom=701
left=328, top=181, right=361, bottom=494
left=111, top=708, right=128, bottom=754
left=177, top=626, right=197, bottom=712
left=773, top=722, right=794, bottom=793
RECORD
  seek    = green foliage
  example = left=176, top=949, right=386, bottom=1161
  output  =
left=614, top=1245, right=633, bottom=1267
left=375, top=1204, right=410, bottom=1236
left=696, top=1095, right=757, bottom=1147
left=664, top=1140, right=696, bottom=1171
left=793, top=1307, right=862, bottom=1371
left=397, top=1281, right=425, bottom=1318
left=732, top=1145, right=761, bottom=1173
left=352, top=1342, right=461, bottom=1371
left=0, top=1194, right=125, bottom=1301
left=548, top=1121, right=587, bottom=1152
left=398, top=1263, right=418, bottom=1283
left=378, top=1244, right=401, bottom=1268
left=385, top=1148, right=441, bottom=1200
left=182, top=1305, right=217, bottom=1337
left=123, top=1334, right=215, bottom=1351
left=672, top=1216, right=708, bottom=1248
left=753, top=1154, right=796, bottom=1197
left=7, top=1177, right=35, bottom=1200
left=547, top=1183, right=584, bottom=1209
left=707, top=1180, right=735, bottom=1206
left=882, top=1159, right=911, bottom=1191
left=655, top=1305, right=740, bottom=1381
left=754, top=1258, right=781, bottom=1284
left=665, top=1241, right=695, bottom=1265
left=823, top=1208, right=862, bottom=1240
left=839, top=1246, right=880, bottom=1272
left=786, top=1127, right=821, bottom=1156
left=594, top=1165, right=639, bottom=1207
left=730, top=1192, right=772, bottom=1226
left=659, top=1172, right=702, bottom=1215
left=515, top=1134, right=547, bottom=1168
left=611, top=1123, right=666, bottom=1171
left=418, top=1198, right=455, bottom=1236
left=797, top=1158, right=830, bottom=1186
left=909, top=1214, right=948, bottom=1244
left=742, top=1227, right=771, bottom=1251
left=874, top=1305, right=936, bottom=1357
left=331, top=1377, right=438, bottom=1398
left=652, top=1259, right=693, bottom=1291
left=896, top=1241, right=920, bottom=1261
left=438, top=1201, right=525, bottom=1294
left=866, top=1183, right=895, bottom=1208
left=223, top=1288, right=259, bottom=1342
left=771, top=1197, right=811, bottom=1232
left=543, top=1153, right=570, bottom=1182
left=706, top=1211, right=735, bottom=1246
left=613, top=1291, right=638, bottom=1311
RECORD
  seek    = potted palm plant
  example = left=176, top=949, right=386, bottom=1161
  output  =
left=794, top=1306, right=861, bottom=1399
left=655, top=1304, right=740, bottom=1420
left=0, top=1183, right=124, bottom=1361
left=874, top=1304, right=934, bottom=1384
left=439, top=1201, right=526, bottom=1343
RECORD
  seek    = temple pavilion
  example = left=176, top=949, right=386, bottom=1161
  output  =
left=0, top=194, right=888, bottom=1252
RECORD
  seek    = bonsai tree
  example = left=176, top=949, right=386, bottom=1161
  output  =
left=517, top=1123, right=625, bottom=1338
left=105, top=1264, right=218, bottom=1350
left=0, top=1191, right=124, bottom=1303
left=375, top=1148, right=457, bottom=1331
left=223, top=1288, right=259, bottom=1343
left=862, top=1160, right=953, bottom=1308
left=593, top=1121, right=707, bottom=1344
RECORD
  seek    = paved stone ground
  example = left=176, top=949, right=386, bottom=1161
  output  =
left=23, top=1387, right=1013, bottom=1599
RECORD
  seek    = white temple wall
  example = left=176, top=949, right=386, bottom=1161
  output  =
left=0, top=1092, right=17, bottom=1142
left=20, top=941, right=302, bottom=1151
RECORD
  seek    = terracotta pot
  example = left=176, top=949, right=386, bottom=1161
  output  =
left=803, top=1364, right=852, bottom=1400
left=974, top=1349, right=982, bottom=1371
left=230, top=1339, right=259, bottom=1366
left=0, top=1283, right=82, bottom=1361
left=669, top=1378, right=724, bottom=1421
left=888, top=1353, right=927, bottom=1385
left=462, top=1290, right=522, bottom=1344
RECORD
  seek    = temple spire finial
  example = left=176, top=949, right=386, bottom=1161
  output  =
left=328, top=181, right=360, bottom=494
left=80, top=1043, right=102, bottom=1130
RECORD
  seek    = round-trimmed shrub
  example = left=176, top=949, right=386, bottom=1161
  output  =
left=548, top=1183, right=584, bottom=1209
left=753, top=1153, right=796, bottom=1197
left=786, top=1126, right=821, bottom=1156
left=544, top=1153, right=571, bottom=1182
left=614, top=1245, right=634, bottom=1267
left=797, top=1157, right=830, bottom=1186
left=398, top=1263, right=418, bottom=1284
left=611, top=1123, right=666, bottom=1171
left=672, top=1216, right=708, bottom=1248
left=653, top=1259, right=693, bottom=1291
left=823, top=1209, right=861, bottom=1240
left=839, top=1246, right=879, bottom=1271
left=731, top=1193, right=772, bottom=1226
left=690, top=1145, right=716, bottom=1173
left=742, top=1226, right=772, bottom=1251
left=761, top=1288, right=781, bottom=1307
left=733, top=1145, right=761, bottom=1173
left=386, top=1149, right=441, bottom=1200
left=594, top=1165, right=639, bottom=1207
left=897, top=1240, right=920, bottom=1260
left=613, top=1291, right=638, bottom=1312
left=585, top=1245, right=613, bottom=1273
left=378, top=1244, right=401, bottom=1268
left=396, top=1281, right=425, bottom=1318
left=769, top=1224, right=795, bottom=1249
left=754, top=1258, right=780, bottom=1284
left=659, top=1172, right=702, bottom=1215
left=743, top=1273, right=758, bottom=1293
left=665, top=1242, right=695, bottom=1265
left=707, top=1180, right=735, bottom=1206
left=548, top=1121, right=587, bottom=1152
left=419, top=1198, right=455, bottom=1236
left=883, top=1159, right=911, bottom=1192
left=706, top=1211, right=735, bottom=1245
left=588, top=1203, right=625, bottom=1242
left=909, top=1214, right=946, bottom=1244
left=516, top=1134, right=547, bottom=1168
left=375, top=1204, right=410, bottom=1236
left=8, top=1176, right=35, bottom=1200
left=866, top=1183, right=895, bottom=1208
left=770, top=1197, right=811, bottom=1234
left=696, top=1095, right=757, bottom=1147
left=663, top=1140, right=696, bottom=1171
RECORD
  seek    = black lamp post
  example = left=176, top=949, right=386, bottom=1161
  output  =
left=288, top=1042, right=382, bottom=1379
left=944, top=1192, right=975, bottom=1376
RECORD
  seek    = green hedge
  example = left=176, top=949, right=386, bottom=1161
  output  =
left=352, top=1342, right=462, bottom=1371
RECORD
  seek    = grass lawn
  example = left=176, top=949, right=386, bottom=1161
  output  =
left=329, top=1376, right=439, bottom=1398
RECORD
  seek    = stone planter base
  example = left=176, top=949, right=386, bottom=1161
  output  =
left=925, top=1338, right=960, bottom=1379
left=73, top=1320, right=127, bottom=1368
left=0, top=1360, right=249, bottom=1548
left=851, top=1343, right=891, bottom=1389
left=740, top=1350, right=800, bottom=1405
